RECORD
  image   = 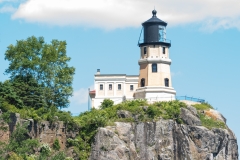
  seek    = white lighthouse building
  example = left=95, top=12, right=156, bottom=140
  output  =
left=89, top=10, right=176, bottom=108
left=134, top=9, right=176, bottom=101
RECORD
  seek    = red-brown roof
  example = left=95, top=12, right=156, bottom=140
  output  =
left=89, top=90, right=95, bottom=95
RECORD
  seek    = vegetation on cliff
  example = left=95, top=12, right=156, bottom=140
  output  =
left=0, top=36, right=76, bottom=159
left=0, top=36, right=227, bottom=159
left=193, top=103, right=226, bottom=129
left=67, top=99, right=226, bottom=159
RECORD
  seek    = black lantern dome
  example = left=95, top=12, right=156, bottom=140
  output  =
left=138, top=10, right=171, bottom=47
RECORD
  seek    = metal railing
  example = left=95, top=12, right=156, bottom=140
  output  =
left=114, top=95, right=205, bottom=103
left=176, top=96, right=205, bottom=103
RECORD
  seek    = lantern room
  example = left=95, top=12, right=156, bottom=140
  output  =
left=138, top=10, right=171, bottom=47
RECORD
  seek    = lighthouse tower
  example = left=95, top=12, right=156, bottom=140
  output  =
left=135, top=10, right=176, bottom=101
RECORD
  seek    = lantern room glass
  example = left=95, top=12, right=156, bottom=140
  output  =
left=159, top=25, right=166, bottom=42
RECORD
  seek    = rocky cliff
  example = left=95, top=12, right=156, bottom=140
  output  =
left=90, top=106, right=238, bottom=160
left=0, top=111, right=78, bottom=152
left=0, top=103, right=238, bottom=160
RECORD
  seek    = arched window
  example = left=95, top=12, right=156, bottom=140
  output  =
left=152, top=63, right=157, bottom=72
left=164, top=78, right=169, bottom=87
left=141, top=78, right=145, bottom=87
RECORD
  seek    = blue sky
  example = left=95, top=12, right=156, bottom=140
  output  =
left=1, top=0, right=240, bottom=151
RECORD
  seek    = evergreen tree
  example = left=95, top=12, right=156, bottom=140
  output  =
left=0, top=81, right=23, bottom=109
left=11, top=75, right=47, bottom=109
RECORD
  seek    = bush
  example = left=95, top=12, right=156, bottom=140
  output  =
left=50, top=151, right=66, bottom=160
left=53, top=139, right=60, bottom=151
left=8, top=152, right=23, bottom=160
left=146, top=106, right=162, bottom=119
left=100, top=99, right=114, bottom=109
left=40, top=143, right=51, bottom=157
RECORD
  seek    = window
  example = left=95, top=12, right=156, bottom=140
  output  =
left=163, top=47, right=165, bottom=54
left=141, top=78, right=145, bottom=87
left=109, top=84, right=112, bottom=90
left=100, top=84, right=103, bottom=90
left=152, top=63, right=157, bottom=72
left=118, top=84, right=121, bottom=90
left=130, top=85, right=134, bottom=91
left=164, top=78, right=169, bottom=87
left=144, top=47, right=147, bottom=55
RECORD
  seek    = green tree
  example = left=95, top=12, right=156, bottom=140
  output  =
left=0, top=81, right=23, bottom=109
left=5, top=36, right=75, bottom=109
left=11, top=75, right=47, bottom=109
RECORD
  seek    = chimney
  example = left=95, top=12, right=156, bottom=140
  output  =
left=96, top=69, right=100, bottom=75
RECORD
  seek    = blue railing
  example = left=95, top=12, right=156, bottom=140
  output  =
left=176, top=96, right=205, bottom=103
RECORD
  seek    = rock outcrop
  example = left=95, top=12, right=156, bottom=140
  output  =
left=90, top=106, right=238, bottom=160
left=0, top=112, right=78, bottom=151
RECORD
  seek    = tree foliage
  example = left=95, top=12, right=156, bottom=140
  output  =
left=4, top=36, right=75, bottom=109
left=0, top=81, right=23, bottom=109
left=99, top=99, right=114, bottom=109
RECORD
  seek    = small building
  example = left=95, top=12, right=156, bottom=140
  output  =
left=89, top=10, right=176, bottom=109
left=89, top=70, right=138, bottom=108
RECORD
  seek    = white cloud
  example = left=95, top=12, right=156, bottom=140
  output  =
left=0, top=5, right=16, bottom=13
left=70, top=85, right=94, bottom=105
left=10, top=0, right=240, bottom=30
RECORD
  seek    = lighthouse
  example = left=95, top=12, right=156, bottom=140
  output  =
left=135, top=10, right=176, bottom=101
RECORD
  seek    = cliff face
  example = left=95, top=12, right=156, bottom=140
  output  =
left=90, top=106, right=238, bottom=160
left=0, top=112, right=78, bottom=151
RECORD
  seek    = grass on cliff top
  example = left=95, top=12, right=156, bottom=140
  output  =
left=70, top=99, right=187, bottom=159
left=192, top=102, right=226, bottom=130
left=199, top=114, right=226, bottom=130
left=193, top=102, right=214, bottom=110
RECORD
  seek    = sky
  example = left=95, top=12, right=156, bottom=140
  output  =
left=0, top=0, right=240, bottom=152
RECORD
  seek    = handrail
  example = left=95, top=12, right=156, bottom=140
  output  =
left=176, top=96, right=205, bottom=103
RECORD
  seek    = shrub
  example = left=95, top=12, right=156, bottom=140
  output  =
left=53, top=139, right=60, bottom=151
left=50, top=151, right=66, bottom=160
left=100, top=99, right=114, bottom=109
left=146, top=106, right=162, bottom=119
left=40, top=143, right=51, bottom=157
left=151, top=101, right=186, bottom=123
left=26, top=155, right=37, bottom=160
left=8, top=152, right=23, bottom=160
